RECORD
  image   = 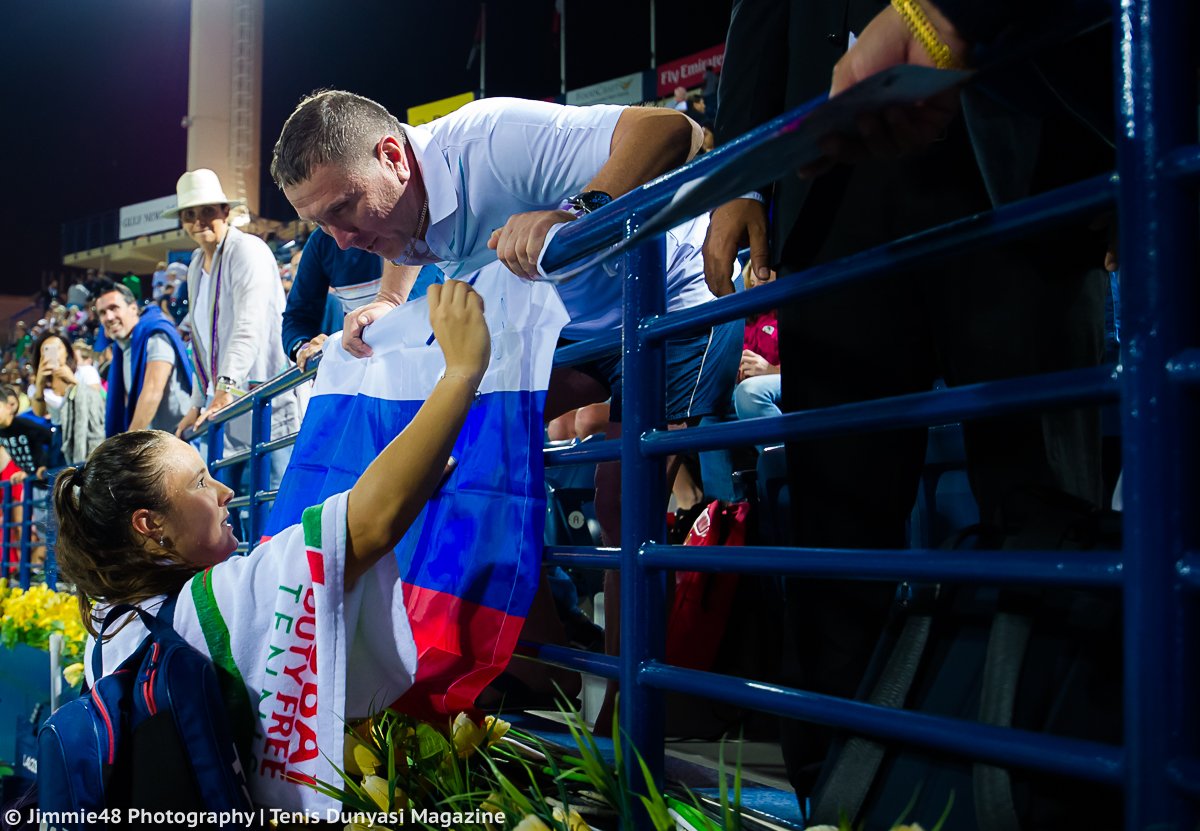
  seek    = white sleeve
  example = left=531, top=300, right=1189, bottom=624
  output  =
left=217, top=235, right=281, bottom=386
left=484, top=99, right=624, bottom=206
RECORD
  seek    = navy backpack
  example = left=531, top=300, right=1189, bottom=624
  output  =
left=36, top=593, right=255, bottom=828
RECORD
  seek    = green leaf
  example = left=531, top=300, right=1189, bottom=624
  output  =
left=930, top=790, right=955, bottom=831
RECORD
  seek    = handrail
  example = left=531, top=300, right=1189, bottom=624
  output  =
left=531, top=3, right=1199, bottom=827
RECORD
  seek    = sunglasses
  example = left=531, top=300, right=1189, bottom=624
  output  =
left=180, top=205, right=224, bottom=224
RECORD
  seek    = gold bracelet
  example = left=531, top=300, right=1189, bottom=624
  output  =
left=890, top=0, right=960, bottom=70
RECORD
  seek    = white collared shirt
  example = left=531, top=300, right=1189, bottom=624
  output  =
left=401, top=98, right=719, bottom=337
left=405, top=97, right=625, bottom=279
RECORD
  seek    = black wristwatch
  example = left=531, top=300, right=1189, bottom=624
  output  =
left=559, top=190, right=613, bottom=218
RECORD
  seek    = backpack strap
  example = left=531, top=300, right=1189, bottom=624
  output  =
left=93, top=602, right=159, bottom=680
left=189, top=568, right=257, bottom=767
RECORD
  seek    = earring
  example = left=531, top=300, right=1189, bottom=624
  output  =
left=159, top=537, right=166, bottom=546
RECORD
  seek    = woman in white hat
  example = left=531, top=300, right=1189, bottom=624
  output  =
left=164, top=169, right=299, bottom=498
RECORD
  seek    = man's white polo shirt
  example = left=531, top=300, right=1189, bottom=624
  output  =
left=405, top=97, right=623, bottom=279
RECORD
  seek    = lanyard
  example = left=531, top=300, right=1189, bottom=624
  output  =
left=194, top=237, right=227, bottom=393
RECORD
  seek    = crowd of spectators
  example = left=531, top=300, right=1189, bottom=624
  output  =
left=0, top=232, right=307, bottom=571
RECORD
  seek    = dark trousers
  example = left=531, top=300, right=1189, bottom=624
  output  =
left=774, top=117, right=1107, bottom=796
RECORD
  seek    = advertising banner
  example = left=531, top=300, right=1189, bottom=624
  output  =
left=118, top=195, right=178, bottom=240
left=566, top=71, right=646, bottom=106
left=407, top=91, right=476, bottom=126
left=656, top=44, right=725, bottom=97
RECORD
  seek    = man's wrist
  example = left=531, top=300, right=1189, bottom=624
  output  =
left=215, top=376, right=246, bottom=397
left=374, top=291, right=404, bottom=307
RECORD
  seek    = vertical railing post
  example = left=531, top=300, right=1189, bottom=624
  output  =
left=248, top=394, right=272, bottom=548
left=43, top=479, right=57, bottom=591
left=1114, top=0, right=1198, bottom=826
left=208, top=421, right=226, bottom=482
left=619, top=213, right=668, bottom=828
left=17, top=484, right=32, bottom=590
left=1, top=480, right=10, bottom=580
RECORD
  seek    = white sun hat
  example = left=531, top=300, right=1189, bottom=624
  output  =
left=161, top=169, right=244, bottom=218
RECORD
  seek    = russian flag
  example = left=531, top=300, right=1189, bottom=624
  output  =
left=265, top=268, right=568, bottom=717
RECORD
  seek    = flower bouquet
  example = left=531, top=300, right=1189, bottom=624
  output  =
left=308, top=697, right=746, bottom=831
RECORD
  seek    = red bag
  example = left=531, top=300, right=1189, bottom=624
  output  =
left=665, top=500, right=751, bottom=671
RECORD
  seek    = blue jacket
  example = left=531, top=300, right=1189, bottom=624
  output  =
left=105, top=306, right=193, bottom=435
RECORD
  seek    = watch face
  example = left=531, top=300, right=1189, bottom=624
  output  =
left=575, top=191, right=613, bottom=213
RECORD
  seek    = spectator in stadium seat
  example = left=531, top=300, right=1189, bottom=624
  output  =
left=0, top=384, right=53, bottom=563
left=671, top=85, right=689, bottom=111
left=703, top=0, right=1112, bottom=808
left=732, top=265, right=780, bottom=448
left=70, top=340, right=103, bottom=390
left=94, top=280, right=193, bottom=435
left=164, top=169, right=299, bottom=491
left=150, top=261, right=170, bottom=302
left=29, top=331, right=105, bottom=465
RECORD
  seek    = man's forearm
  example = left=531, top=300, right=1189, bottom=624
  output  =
left=379, top=260, right=420, bottom=304
left=377, top=263, right=424, bottom=305
left=128, top=389, right=165, bottom=431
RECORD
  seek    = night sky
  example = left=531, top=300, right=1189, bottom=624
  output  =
left=0, top=0, right=730, bottom=296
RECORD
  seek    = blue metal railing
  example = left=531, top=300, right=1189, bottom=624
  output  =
left=532, top=1, right=1198, bottom=828
left=184, top=362, right=317, bottom=551
left=2, top=479, right=57, bottom=591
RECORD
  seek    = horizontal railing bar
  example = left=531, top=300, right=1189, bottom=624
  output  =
left=641, top=174, right=1117, bottom=342
left=540, top=93, right=829, bottom=273
left=543, top=547, right=621, bottom=569
left=227, top=490, right=277, bottom=511
left=639, top=544, right=1124, bottom=587
left=518, top=642, right=620, bottom=680
left=638, top=663, right=1123, bottom=785
left=642, top=365, right=1118, bottom=455
left=259, top=433, right=299, bottom=455
left=544, top=439, right=622, bottom=467
left=1166, top=349, right=1200, bottom=384
left=183, top=362, right=317, bottom=441
left=1160, top=145, right=1200, bottom=181
left=211, top=449, right=251, bottom=471
left=554, top=332, right=622, bottom=367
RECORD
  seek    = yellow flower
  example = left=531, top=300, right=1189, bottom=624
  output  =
left=62, top=662, right=85, bottom=688
left=361, top=775, right=392, bottom=812
left=483, top=714, right=511, bottom=746
left=344, top=733, right=380, bottom=777
left=451, top=711, right=486, bottom=758
left=551, top=806, right=589, bottom=831
left=511, top=817, right=552, bottom=831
